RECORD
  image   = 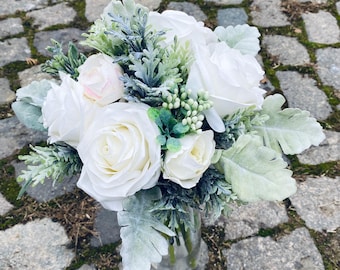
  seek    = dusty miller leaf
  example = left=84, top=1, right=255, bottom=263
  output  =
left=217, top=134, right=296, bottom=202
left=253, top=94, right=325, bottom=155
left=118, top=189, right=175, bottom=270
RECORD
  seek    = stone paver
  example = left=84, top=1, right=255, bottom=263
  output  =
left=217, top=8, right=248, bottom=27
left=90, top=207, right=121, bottom=247
left=298, top=130, right=340, bottom=165
left=250, top=0, right=290, bottom=27
left=34, top=28, right=87, bottom=56
left=0, top=0, right=50, bottom=16
left=262, top=35, right=310, bottom=66
left=302, top=11, right=340, bottom=44
left=0, top=218, right=74, bottom=270
left=0, top=38, right=31, bottom=67
left=0, top=77, right=16, bottom=105
left=276, top=71, right=332, bottom=120
left=18, top=64, right=58, bottom=88
left=27, top=3, right=77, bottom=30
left=316, top=48, right=340, bottom=92
left=0, top=18, right=24, bottom=39
left=205, top=0, right=243, bottom=4
left=290, top=176, right=340, bottom=232
left=0, top=117, right=47, bottom=159
left=224, top=228, right=325, bottom=270
left=167, top=2, right=207, bottom=22
left=0, top=193, right=13, bottom=216
left=203, top=201, right=288, bottom=240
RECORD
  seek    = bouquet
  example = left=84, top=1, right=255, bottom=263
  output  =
left=12, top=0, right=325, bottom=269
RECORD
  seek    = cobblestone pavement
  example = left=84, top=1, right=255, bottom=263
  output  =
left=0, top=0, right=339, bottom=269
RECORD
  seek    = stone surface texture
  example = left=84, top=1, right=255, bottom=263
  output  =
left=276, top=71, right=332, bottom=120
left=0, top=218, right=74, bottom=270
left=290, top=176, right=340, bottom=232
left=27, top=3, right=77, bottom=30
left=262, top=35, right=310, bottom=66
left=217, top=8, right=248, bottom=27
left=297, top=130, right=340, bottom=165
left=203, top=201, right=288, bottom=240
left=0, top=77, right=16, bottom=105
left=0, top=18, right=24, bottom=39
left=0, top=38, right=31, bottom=67
left=167, top=2, right=207, bottom=22
left=250, top=0, right=290, bottom=27
left=316, top=48, right=340, bottom=92
left=225, top=228, right=325, bottom=270
left=302, top=11, right=340, bottom=44
left=0, top=193, right=13, bottom=216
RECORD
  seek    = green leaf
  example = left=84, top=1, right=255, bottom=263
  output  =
left=147, top=107, right=160, bottom=121
left=253, top=94, right=325, bottom=155
left=157, top=135, right=166, bottom=146
left=159, top=108, right=172, bottom=126
left=118, top=189, right=175, bottom=270
left=218, top=134, right=296, bottom=202
left=166, top=137, right=181, bottom=152
left=172, top=122, right=189, bottom=136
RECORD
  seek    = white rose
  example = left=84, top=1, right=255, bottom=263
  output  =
left=147, top=10, right=217, bottom=46
left=163, top=130, right=215, bottom=189
left=76, top=102, right=161, bottom=211
left=186, top=42, right=265, bottom=131
left=78, top=53, right=124, bottom=106
left=42, top=72, right=96, bottom=148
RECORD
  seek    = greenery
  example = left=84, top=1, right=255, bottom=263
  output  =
left=17, top=143, right=82, bottom=199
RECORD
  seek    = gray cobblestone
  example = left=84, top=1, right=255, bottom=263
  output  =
left=0, top=193, right=13, bottom=216
left=290, top=176, right=340, bottom=232
left=204, top=0, right=243, bottom=4
left=0, top=0, right=50, bottom=16
left=224, top=228, right=325, bottom=270
left=167, top=2, right=207, bottom=22
left=34, top=28, right=87, bottom=56
left=27, top=3, right=77, bottom=30
left=0, top=38, right=31, bottom=67
left=0, top=117, right=47, bottom=159
left=217, top=8, right=248, bottom=27
left=262, top=35, right=310, bottom=66
left=297, top=130, right=340, bottom=165
left=203, top=201, right=288, bottom=240
left=302, top=11, right=340, bottom=44
left=316, top=48, right=340, bottom=93
left=276, top=71, right=332, bottom=121
left=250, top=0, right=290, bottom=27
left=18, top=64, right=58, bottom=88
left=0, top=77, right=15, bottom=105
left=0, top=18, right=24, bottom=39
left=0, top=218, right=74, bottom=270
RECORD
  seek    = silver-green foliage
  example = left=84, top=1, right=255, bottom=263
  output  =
left=216, top=134, right=297, bottom=202
left=11, top=80, right=52, bottom=131
left=252, top=94, right=325, bottom=155
left=41, top=39, right=87, bottom=80
left=17, top=143, right=82, bottom=198
left=118, top=189, right=175, bottom=270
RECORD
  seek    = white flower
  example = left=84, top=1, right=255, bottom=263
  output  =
left=214, top=24, right=261, bottom=56
left=186, top=42, right=266, bottom=131
left=147, top=10, right=217, bottom=47
left=162, top=130, right=215, bottom=189
left=78, top=53, right=124, bottom=106
left=76, top=102, right=161, bottom=211
left=42, top=72, right=96, bottom=148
